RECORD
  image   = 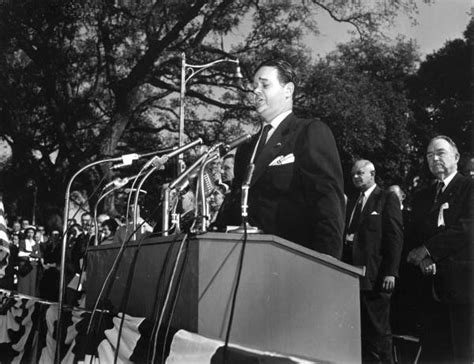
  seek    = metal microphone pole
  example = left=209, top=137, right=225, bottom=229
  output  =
left=56, top=155, right=125, bottom=364
left=230, top=163, right=262, bottom=234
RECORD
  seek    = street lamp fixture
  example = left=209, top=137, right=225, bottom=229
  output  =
left=177, top=52, right=242, bottom=173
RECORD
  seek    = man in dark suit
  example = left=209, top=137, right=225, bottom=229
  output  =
left=407, top=135, right=473, bottom=363
left=343, top=159, right=403, bottom=362
left=216, top=59, right=345, bottom=259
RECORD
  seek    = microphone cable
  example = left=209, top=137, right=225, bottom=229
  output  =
left=160, top=235, right=191, bottom=363
left=222, top=217, right=249, bottom=363
left=150, top=233, right=189, bottom=364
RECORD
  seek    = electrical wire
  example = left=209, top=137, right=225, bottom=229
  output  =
left=161, top=236, right=191, bottom=363
left=150, top=233, right=188, bottom=364
left=222, top=217, right=248, bottom=363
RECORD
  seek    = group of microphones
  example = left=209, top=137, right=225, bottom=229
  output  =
left=101, top=133, right=251, bottom=236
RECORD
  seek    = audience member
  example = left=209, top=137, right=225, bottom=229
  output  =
left=208, top=183, right=227, bottom=225
left=113, top=205, right=152, bottom=244
left=342, top=160, right=403, bottom=362
left=39, top=230, right=61, bottom=301
left=100, top=219, right=119, bottom=245
left=220, top=154, right=235, bottom=186
left=17, top=226, right=41, bottom=296
left=407, top=136, right=473, bottom=362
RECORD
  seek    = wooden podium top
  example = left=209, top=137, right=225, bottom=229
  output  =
left=89, top=231, right=365, bottom=277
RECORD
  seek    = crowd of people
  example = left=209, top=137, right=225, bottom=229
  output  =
left=0, top=57, right=472, bottom=363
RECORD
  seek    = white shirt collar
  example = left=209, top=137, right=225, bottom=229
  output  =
left=264, top=110, right=292, bottom=141
left=440, top=171, right=457, bottom=191
left=360, top=183, right=377, bottom=209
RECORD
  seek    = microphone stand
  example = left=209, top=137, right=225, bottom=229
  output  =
left=192, top=151, right=220, bottom=234
left=93, top=174, right=140, bottom=246
left=162, top=146, right=220, bottom=235
left=231, top=163, right=262, bottom=234
left=56, top=155, right=128, bottom=364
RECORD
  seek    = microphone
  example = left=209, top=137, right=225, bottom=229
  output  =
left=241, top=163, right=255, bottom=218
left=235, top=64, right=243, bottom=79
left=142, top=138, right=203, bottom=170
left=111, top=153, right=140, bottom=170
left=142, top=155, right=169, bottom=170
left=220, top=134, right=251, bottom=154
left=110, top=146, right=177, bottom=170
left=104, top=177, right=130, bottom=189
left=124, top=188, right=147, bottom=194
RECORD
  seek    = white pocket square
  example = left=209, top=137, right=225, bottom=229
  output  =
left=269, top=153, right=295, bottom=166
left=370, top=211, right=379, bottom=215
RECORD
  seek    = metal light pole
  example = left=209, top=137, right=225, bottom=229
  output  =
left=177, top=52, right=242, bottom=174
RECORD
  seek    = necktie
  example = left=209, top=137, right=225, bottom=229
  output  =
left=254, top=124, right=272, bottom=160
left=347, top=194, right=363, bottom=234
left=434, top=181, right=444, bottom=205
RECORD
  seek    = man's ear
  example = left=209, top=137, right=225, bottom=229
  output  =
left=284, top=82, right=294, bottom=99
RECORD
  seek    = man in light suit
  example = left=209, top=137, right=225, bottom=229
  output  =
left=216, top=59, right=345, bottom=258
left=343, top=160, right=403, bottom=363
left=407, top=136, right=473, bottom=363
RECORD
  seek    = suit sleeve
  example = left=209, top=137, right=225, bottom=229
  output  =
left=296, top=120, right=345, bottom=258
left=381, top=191, right=403, bottom=277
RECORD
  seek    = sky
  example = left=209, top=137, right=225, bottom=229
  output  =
left=0, top=1, right=471, bottom=163
left=304, top=0, right=471, bottom=59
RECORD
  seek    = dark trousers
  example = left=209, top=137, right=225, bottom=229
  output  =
left=361, top=290, right=393, bottom=363
left=420, top=297, right=474, bottom=363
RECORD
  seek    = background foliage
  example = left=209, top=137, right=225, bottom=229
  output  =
left=0, top=0, right=471, bottom=227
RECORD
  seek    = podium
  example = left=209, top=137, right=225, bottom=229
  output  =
left=86, top=232, right=365, bottom=362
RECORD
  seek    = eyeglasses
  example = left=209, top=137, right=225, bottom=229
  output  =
left=426, top=150, right=448, bottom=160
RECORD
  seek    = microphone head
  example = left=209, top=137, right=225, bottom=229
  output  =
left=235, top=65, right=243, bottom=79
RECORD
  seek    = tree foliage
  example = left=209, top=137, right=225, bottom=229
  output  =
left=407, top=19, right=473, bottom=180
left=0, top=0, right=425, bottom=221
left=299, top=37, right=419, bottom=192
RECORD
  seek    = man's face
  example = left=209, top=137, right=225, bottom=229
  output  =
left=221, top=157, right=234, bottom=184
left=12, top=222, right=21, bottom=232
left=21, top=220, right=29, bottom=229
left=426, top=138, right=459, bottom=179
left=209, top=190, right=224, bottom=210
left=351, top=162, right=375, bottom=191
left=26, top=229, right=35, bottom=239
left=81, top=214, right=92, bottom=229
left=181, top=191, right=195, bottom=213
left=252, top=66, right=292, bottom=122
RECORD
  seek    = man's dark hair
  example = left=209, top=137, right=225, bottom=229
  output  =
left=254, top=59, right=298, bottom=88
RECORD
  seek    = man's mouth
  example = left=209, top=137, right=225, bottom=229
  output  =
left=254, top=97, right=265, bottom=107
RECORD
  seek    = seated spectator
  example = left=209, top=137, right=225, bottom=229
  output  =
left=208, top=183, right=228, bottom=225
left=114, top=205, right=152, bottom=244
left=100, top=219, right=119, bottom=245
left=10, top=220, right=21, bottom=238
left=220, top=154, right=235, bottom=186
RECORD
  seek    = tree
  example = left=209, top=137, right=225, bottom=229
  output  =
left=407, top=19, right=472, bottom=182
left=299, top=37, right=419, bottom=192
left=0, top=0, right=425, bottom=221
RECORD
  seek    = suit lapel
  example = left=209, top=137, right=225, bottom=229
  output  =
left=429, top=173, right=460, bottom=212
left=439, top=173, right=461, bottom=204
left=250, top=113, right=297, bottom=187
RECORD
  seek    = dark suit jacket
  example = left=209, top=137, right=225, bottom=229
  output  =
left=410, top=172, right=474, bottom=303
left=217, top=113, right=345, bottom=259
left=346, top=186, right=403, bottom=291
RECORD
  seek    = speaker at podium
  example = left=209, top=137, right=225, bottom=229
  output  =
left=86, top=232, right=365, bottom=362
